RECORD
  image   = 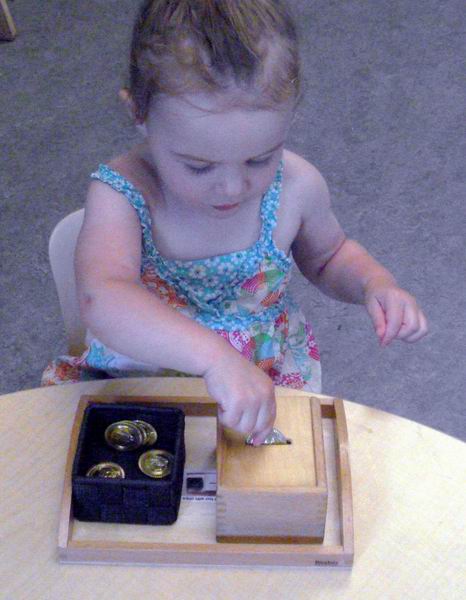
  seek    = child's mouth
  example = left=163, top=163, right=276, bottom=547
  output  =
left=212, top=203, right=240, bottom=211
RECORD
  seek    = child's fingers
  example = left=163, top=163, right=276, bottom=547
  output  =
left=219, top=406, right=273, bottom=445
left=399, top=308, right=428, bottom=343
left=365, top=296, right=387, bottom=341
left=366, top=287, right=427, bottom=346
left=218, top=397, right=275, bottom=442
left=381, top=296, right=405, bottom=345
left=394, top=303, right=419, bottom=340
left=218, top=406, right=243, bottom=431
left=237, top=408, right=260, bottom=437
left=249, top=403, right=276, bottom=446
left=415, top=310, right=428, bottom=340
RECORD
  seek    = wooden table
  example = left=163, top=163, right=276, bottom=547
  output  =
left=1, top=378, right=464, bottom=599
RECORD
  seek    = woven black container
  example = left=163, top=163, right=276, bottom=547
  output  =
left=72, top=402, right=185, bottom=525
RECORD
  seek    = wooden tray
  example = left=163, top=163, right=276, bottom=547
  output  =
left=58, top=393, right=354, bottom=567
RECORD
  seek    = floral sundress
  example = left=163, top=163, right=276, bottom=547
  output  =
left=42, top=160, right=321, bottom=392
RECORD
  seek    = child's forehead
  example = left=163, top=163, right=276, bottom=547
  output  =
left=152, top=88, right=293, bottom=116
left=147, top=91, right=293, bottom=155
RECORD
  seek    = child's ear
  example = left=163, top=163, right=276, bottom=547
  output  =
left=119, top=88, right=148, bottom=136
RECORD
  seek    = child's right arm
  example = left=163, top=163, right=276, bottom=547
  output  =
left=75, top=181, right=275, bottom=444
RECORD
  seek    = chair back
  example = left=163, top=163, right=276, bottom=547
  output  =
left=48, top=209, right=86, bottom=355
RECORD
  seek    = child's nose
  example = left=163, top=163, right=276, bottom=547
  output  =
left=220, top=169, right=247, bottom=199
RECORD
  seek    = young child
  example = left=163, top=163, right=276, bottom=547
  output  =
left=43, top=0, right=427, bottom=444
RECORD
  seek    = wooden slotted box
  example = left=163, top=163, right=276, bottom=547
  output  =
left=217, top=396, right=327, bottom=544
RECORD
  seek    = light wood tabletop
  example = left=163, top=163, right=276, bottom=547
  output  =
left=0, top=378, right=464, bottom=600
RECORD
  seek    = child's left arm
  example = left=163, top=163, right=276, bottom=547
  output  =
left=291, top=164, right=428, bottom=346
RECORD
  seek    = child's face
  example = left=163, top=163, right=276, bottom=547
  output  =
left=144, top=91, right=294, bottom=218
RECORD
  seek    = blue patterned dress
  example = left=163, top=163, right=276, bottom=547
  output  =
left=42, top=160, right=321, bottom=392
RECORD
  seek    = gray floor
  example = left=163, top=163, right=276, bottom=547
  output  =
left=1, top=1, right=465, bottom=440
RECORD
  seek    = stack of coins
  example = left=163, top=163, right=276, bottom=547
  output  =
left=104, top=419, right=158, bottom=451
left=85, top=419, right=174, bottom=480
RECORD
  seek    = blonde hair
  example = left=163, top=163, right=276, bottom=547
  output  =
left=128, top=0, right=301, bottom=121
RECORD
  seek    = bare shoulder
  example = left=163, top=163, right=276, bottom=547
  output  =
left=84, top=143, right=153, bottom=225
left=107, top=143, right=161, bottom=205
left=84, top=174, right=138, bottom=228
left=77, top=180, right=142, bottom=284
left=274, top=150, right=331, bottom=252
left=79, top=151, right=143, bottom=259
left=282, top=150, right=331, bottom=217
left=106, top=148, right=138, bottom=180
left=281, top=151, right=345, bottom=280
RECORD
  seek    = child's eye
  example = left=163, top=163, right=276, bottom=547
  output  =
left=186, top=164, right=213, bottom=175
left=247, top=155, right=273, bottom=167
left=185, top=154, right=272, bottom=176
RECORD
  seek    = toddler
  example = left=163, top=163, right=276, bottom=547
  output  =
left=43, top=0, right=427, bottom=444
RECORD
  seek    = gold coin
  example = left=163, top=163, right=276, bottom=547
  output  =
left=105, top=420, right=144, bottom=451
left=86, top=462, right=125, bottom=478
left=132, top=420, right=158, bottom=446
left=138, top=449, right=173, bottom=479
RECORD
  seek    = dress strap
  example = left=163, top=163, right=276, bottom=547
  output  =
left=259, top=159, right=284, bottom=245
left=90, top=164, right=156, bottom=254
left=90, top=164, right=147, bottom=214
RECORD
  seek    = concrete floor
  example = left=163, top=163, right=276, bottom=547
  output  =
left=1, top=1, right=465, bottom=440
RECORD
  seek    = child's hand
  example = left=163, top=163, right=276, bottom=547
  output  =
left=203, top=349, right=276, bottom=446
left=364, top=280, right=428, bottom=346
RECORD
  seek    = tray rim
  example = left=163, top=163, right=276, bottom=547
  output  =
left=58, top=393, right=354, bottom=568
